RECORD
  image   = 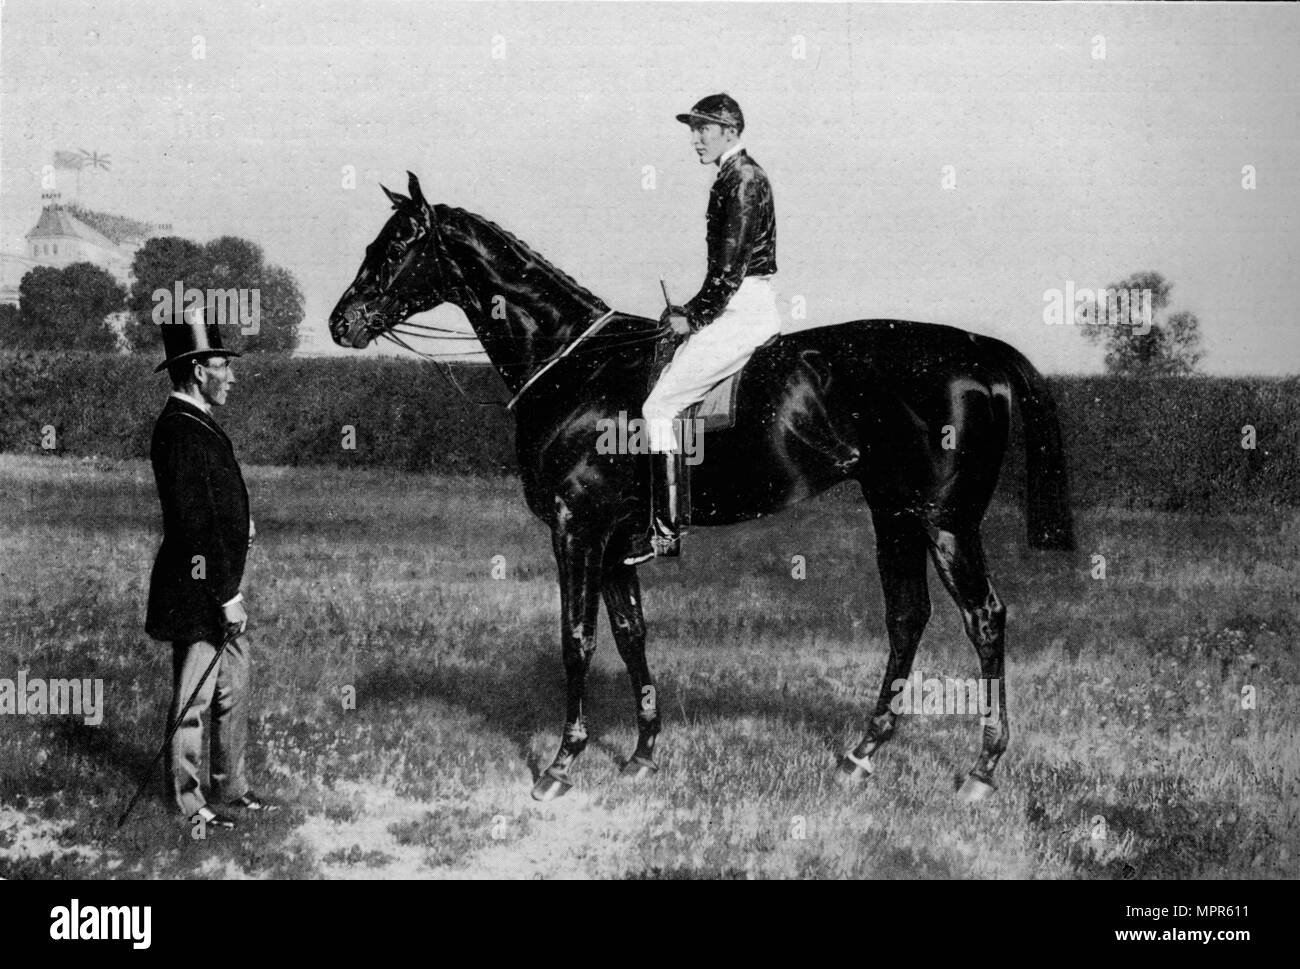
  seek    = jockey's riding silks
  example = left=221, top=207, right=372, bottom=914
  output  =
left=644, top=109, right=779, bottom=452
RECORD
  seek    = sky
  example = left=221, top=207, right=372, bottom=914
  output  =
left=2, top=0, right=1298, bottom=375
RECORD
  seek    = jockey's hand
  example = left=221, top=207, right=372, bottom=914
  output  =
left=660, top=305, right=691, bottom=336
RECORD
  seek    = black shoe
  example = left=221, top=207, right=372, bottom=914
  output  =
left=227, top=791, right=281, bottom=813
left=189, top=805, right=237, bottom=830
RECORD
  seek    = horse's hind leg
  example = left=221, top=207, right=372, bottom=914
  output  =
left=601, top=554, right=660, bottom=778
left=839, top=510, right=931, bottom=785
left=926, top=526, right=1008, bottom=802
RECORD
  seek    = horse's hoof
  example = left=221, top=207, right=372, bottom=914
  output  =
left=837, top=767, right=868, bottom=789
left=620, top=756, right=658, bottom=780
left=836, top=753, right=873, bottom=788
left=957, top=774, right=996, bottom=803
left=531, top=772, right=573, bottom=802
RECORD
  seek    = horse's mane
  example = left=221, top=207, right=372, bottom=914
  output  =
left=439, top=205, right=608, bottom=312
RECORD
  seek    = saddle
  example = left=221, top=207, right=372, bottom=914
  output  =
left=652, top=333, right=782, bottom=528
left=683, top=371, right=743, bottom=433
left=678, top=333, right=782, bottom=432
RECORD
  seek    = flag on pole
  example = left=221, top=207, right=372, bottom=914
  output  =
left=53, top=150, right=86, bottom=170
left=78, top=149, right=111, bottom=171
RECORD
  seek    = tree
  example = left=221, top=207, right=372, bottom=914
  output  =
left=202, top=236, right=263, bottom=288
left=124, top=236, right=207, bottom=353
left=1079, top=270, right=1204, bottom=375
left=0, top=303, right=24, bottom=347
left=4, top=269, right=62, bottom=349
left=245, top=262, right=304, bottom=353
left=0, top=262, right=124, bottom=351
left=197, top=236, right=303, bottom=353
left=124, top=234, right=304, bottom=355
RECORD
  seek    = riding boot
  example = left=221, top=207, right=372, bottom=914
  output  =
left=650, top=450, right=683, bottom=558
left=622, top=455, right=656, bottom=566
left=621, top=450, right=683, bottom=565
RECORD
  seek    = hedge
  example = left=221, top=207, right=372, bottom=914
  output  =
left=2, top=351, right=1296, bottom=510
left=0, top=352, right=517, bottom=476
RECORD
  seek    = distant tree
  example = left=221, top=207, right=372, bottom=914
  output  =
left=1079, top=270, right=1204, bottom=375
left=196, top=236, right=303, bottom=353
left=124, top=236, right=207, bottom=353
left=201, top=236, right=263, bottom=287
left=244, top=262, right=305, bottom=353
left=14, top=267, right=77, bottom=352
left=61, top=263, right=127, bottom=351
left=1, top=262, right=124, bottom=351
left=0, top=303, right=24, bottom=347
left=124, top=234, right=304, bottom=355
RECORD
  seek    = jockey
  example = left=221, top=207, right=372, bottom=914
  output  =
left=625, top=93, right=781, bottom=565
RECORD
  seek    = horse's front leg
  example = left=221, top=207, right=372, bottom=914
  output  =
left=532, top=522, right=607, bottom=802
left=601, top=554, right=660, bottom=779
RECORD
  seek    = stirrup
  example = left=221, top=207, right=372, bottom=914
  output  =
left=651, top=527, right=681, bottom=558
left=621, top=526, right=679, bottom=565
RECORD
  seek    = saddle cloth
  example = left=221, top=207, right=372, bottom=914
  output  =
left=680, top=333, right=780, bottom=432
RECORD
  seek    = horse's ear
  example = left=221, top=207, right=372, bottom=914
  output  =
left=407, top=172, right=433, bottom=220
left=381, top=184, right=409, bottom=209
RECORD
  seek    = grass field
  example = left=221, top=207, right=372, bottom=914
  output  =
left=1, top=453, right=1297, bottom=879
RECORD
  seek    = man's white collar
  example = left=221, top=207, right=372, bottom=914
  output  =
left=717, top=142, right=746, bottom=167
left=170, top=389, right=211, bottom=415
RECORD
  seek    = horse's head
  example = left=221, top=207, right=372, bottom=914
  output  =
left=330, top=172, right=448, bottom=349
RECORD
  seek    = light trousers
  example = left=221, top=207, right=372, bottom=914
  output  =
left=643, top=275, right=781, bottom=452
left=166, top=634, right=251, bottom=816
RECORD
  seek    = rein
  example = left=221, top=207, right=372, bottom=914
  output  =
left=505, top=309, right=616, bottom=411
left=378, top=309, right=668, bottom=411
left=380, top=328, right=502, bottom=407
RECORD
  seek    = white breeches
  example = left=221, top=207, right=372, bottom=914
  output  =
left=643, top=276, right=781, bottom=452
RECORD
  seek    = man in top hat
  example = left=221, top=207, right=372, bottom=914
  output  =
left=626, top=92, right=781, bottom=564
left=145, top=306, right=277, bottom=830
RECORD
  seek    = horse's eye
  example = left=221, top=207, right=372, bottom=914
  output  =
left=379, top=250, right=405, bottom=280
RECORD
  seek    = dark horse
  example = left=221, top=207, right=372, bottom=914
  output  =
left=330, top=173, right=1074, bottom=803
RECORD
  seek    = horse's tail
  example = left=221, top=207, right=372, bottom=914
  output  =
left=989, top=340, right=1075, bottom=551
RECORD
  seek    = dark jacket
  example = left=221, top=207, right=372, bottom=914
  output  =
left=683, top=148, right=777, bottom=331
left=145, top=396, right=249, bottom=644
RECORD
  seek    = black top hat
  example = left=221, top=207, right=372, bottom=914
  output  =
left=676, top=93, right=745, bottom=134
left=154, top=305, right=242, bottom=373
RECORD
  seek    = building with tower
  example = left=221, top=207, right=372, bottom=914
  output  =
left=1, top=203, right=153, bottom=305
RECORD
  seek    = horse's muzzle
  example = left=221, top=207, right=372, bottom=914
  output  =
left=330, top=307, right=372, bottom=349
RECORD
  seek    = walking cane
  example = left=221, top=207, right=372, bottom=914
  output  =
left=116, top=627, right=239, bottom=829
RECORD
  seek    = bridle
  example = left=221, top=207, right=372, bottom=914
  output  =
left=351, top=211, right=669, bottom=411
left=376, top=308, right=668, bottom=411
